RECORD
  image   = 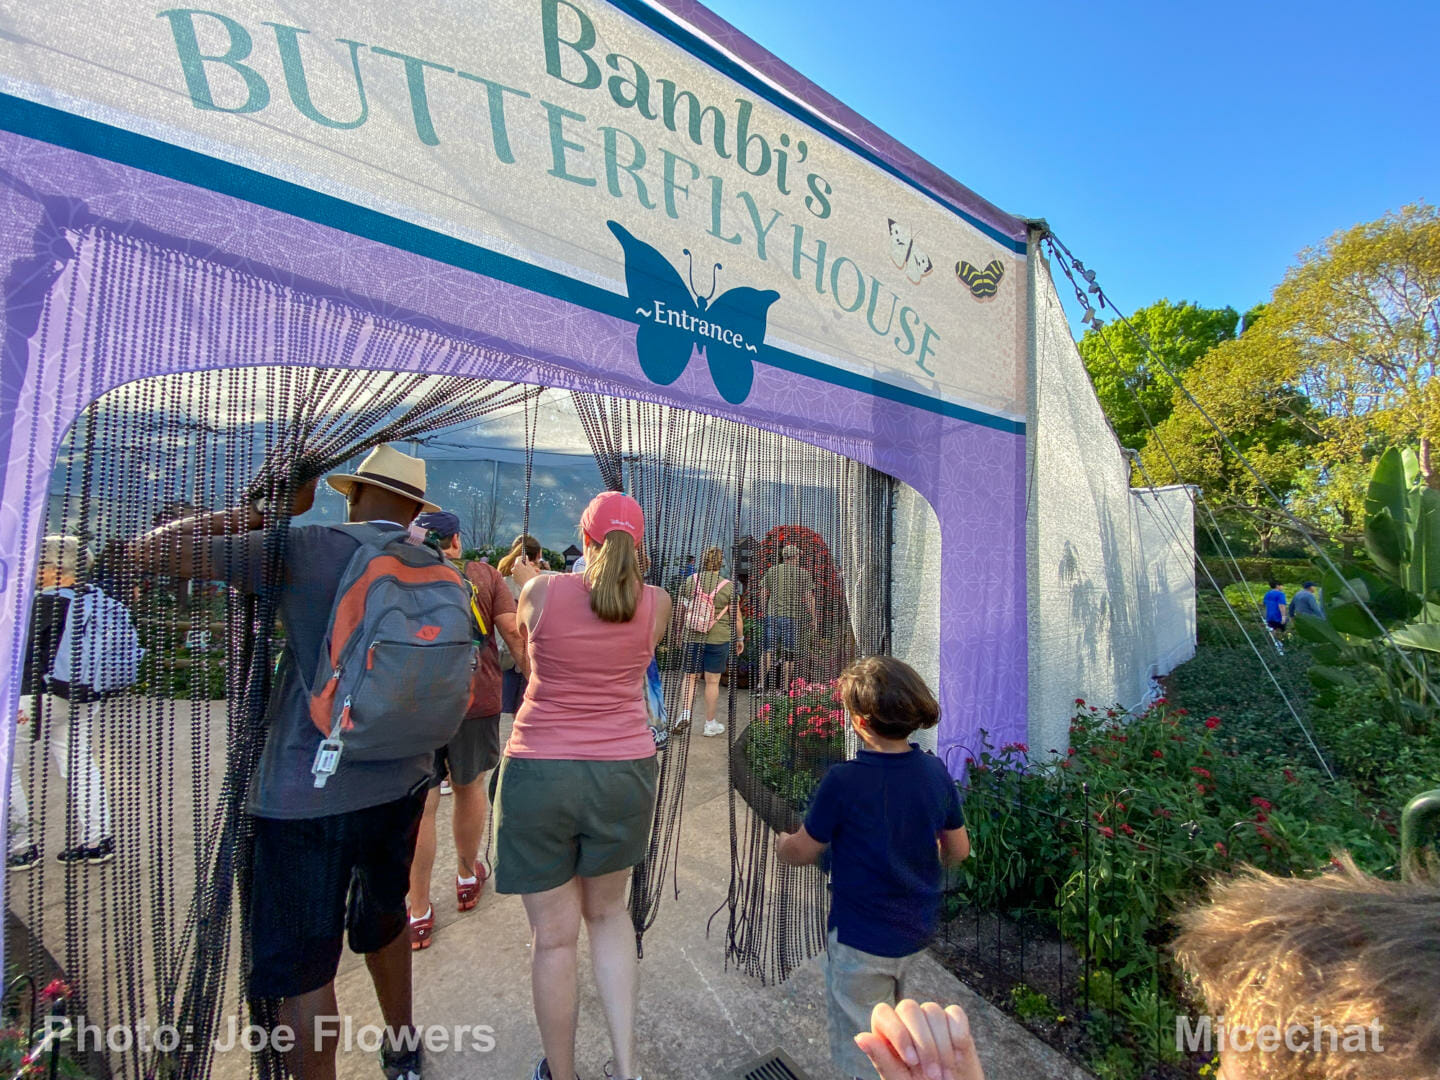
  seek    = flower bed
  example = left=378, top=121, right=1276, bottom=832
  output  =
left=735, top=679, right=846, bottom=832
left=940, top=691, right=1397, bottom=1080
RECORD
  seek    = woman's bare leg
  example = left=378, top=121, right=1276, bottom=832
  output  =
left=521, top=880, right=583, bottom=1079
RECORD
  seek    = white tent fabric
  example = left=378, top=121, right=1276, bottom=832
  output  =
left=889, top=481, right=943, bottom=755
left=1025, top=252, right=1196, bottom=757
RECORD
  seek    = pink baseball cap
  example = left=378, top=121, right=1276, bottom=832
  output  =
left=580, top=491, right=645, bottom=546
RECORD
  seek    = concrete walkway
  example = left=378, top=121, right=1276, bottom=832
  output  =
left=318, top=719, right=1091, bottom=1080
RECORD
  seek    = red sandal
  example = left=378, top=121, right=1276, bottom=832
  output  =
left=408, top=906, right=434, bottom=950
left=456, top=861, right=488, bottom=911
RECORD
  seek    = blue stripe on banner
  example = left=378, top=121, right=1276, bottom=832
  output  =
left=0, top=92, right=1024, bottom=434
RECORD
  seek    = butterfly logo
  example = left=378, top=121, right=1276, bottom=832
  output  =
left=886, top=219, right=934, bottom=285
left=608, top=220, right=780, bottom=405
left=956, top=259, right=1006, bottom=300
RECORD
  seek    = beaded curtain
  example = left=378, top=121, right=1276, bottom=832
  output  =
left=9, top=224, right=547, bottom=1078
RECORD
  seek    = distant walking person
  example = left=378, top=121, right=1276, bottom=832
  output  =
left=1262, top=580, right=1289, bottom=633
left=759, top=543, right=816, bottom=691
left=493, top=492, right=671, bottom=1080
left=8, top=535, right=130, bottom=870
left=405, top=511, right=529, bottom=950
left=678, top=546, right=744, bottom=738
left=1289, top=581, right=1324, bottom=621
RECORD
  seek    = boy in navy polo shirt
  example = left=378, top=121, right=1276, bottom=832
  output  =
left=776, top=656, right=970, bottom=1079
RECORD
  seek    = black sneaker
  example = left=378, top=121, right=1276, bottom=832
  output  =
left=7, top=845, right=39, bottom=871
left=531, top=1059, right=580, bottom=1080
left=380, top=1046, right=422, bottom=1080
left=56, top=838, right=115, bottom=865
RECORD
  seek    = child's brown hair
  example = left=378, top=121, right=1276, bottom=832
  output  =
left=836, top=656, right=939, bottom=741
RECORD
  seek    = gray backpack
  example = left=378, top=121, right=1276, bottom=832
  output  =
left=306, top=525, right=476, bottom=787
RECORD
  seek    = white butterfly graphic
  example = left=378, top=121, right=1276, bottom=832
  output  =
left=886, top=219, right=934, bottom=285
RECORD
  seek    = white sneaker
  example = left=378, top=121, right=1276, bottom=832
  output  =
left=703, top=719, right=725, bottom=738
left=678, top=709, right=691, bottom=727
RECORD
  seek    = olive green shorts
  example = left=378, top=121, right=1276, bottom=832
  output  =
left=491, top=755, right=659, bottom=895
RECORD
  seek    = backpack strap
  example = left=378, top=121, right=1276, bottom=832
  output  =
left=698, top=577, right=730, bottom=603
left=460, top=561, right=488, bottom=638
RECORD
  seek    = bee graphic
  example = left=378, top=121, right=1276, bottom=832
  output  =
left=886, top=219, right=934, bottom=285
left=955, top=259, right=1006, bottom=300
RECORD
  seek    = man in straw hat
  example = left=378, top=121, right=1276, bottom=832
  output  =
left=131, top=444, right=442, bottom=1080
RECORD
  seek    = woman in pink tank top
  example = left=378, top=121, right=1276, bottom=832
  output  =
left=492, top=492, right=671, bottom=1080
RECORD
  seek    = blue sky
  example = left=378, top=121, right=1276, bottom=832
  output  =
left=702, top=0, right=1440, bottom=323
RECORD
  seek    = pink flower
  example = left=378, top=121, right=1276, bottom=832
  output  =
left=1097, top=826, right=1115, bottom=838
left=758, top=704, right=772, bottom=717
left=39, top=979, right=70, bottom=1003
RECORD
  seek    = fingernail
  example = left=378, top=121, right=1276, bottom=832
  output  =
left=903, top=1047, right=919, bottom=1066
left=925, top=1065, right=942, bottom=1080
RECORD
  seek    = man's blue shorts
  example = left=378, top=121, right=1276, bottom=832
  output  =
left=764, top=616, right=798, bottom=653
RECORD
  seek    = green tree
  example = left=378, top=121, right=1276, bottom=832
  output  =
left=1077, top=299, right=1240, bottom=451
left=1143, top=204, right=1440, bottom=553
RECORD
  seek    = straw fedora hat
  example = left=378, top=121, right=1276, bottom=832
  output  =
left=327, top=444, right=439, bottom=512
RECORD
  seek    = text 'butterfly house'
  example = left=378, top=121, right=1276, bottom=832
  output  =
left=0, top=0, right=1197, bottom=1046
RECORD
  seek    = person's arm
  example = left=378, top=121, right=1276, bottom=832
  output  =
left=495, top=612, right=529, bottom=680
left=856, top=1001, right=984, bottom=1080
left=806, top=586, right=817, bottom=631
left=516, top=574, right=547, bottom=637
left=939, top=825, right=970, bottom=866
left=650, top=587, right=674, bottom=650
left=775, top=825, right=826, bottom=866
left=127, top=478, right=316, bottom=580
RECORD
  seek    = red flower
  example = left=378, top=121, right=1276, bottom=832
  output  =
left=1097, top=826, right=1115, bottom=838
left=1251, top=797, right=1272, bottom=811
left=39, top=979, right=70, bottom=1004
left=1115, top=802, right=1126, bottom=811
left=1175, top=708, right=1189, bottom=716
left=1153, top=697, right=1168, bottom=706
left=1106, top=709, right=1117, bottom=718
left=1190, top=767, right=1212, bottom=779
left=1215, top=842, right=1228, bottom=855
left=1153, top=807, right=1173, bottom=819
left=1152, top=749, right=1164, bottom=759
left=1195, top=783, right=1208, bottom=795
left=1283, top=768, right=1297, bottom=783
left=1075, top=698, right=1086, bottom=706
left=1060, top=759, right=1072, bottom=769
left=1204, top=717, right=1221, bottom=729
left=1120, top=823, right=1135, bottom=836
left=1067, top=747, right=1077, bottom=756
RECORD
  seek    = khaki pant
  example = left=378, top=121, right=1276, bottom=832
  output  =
left=825, top=928, right=918, bottom=1079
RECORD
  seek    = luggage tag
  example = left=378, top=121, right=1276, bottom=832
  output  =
left=312, top=735, right=344, bottom=788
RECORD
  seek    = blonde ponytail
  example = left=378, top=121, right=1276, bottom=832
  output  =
left=497, top=534, right=542, bottom=577
left=585, top=530, right=642, bottom=622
